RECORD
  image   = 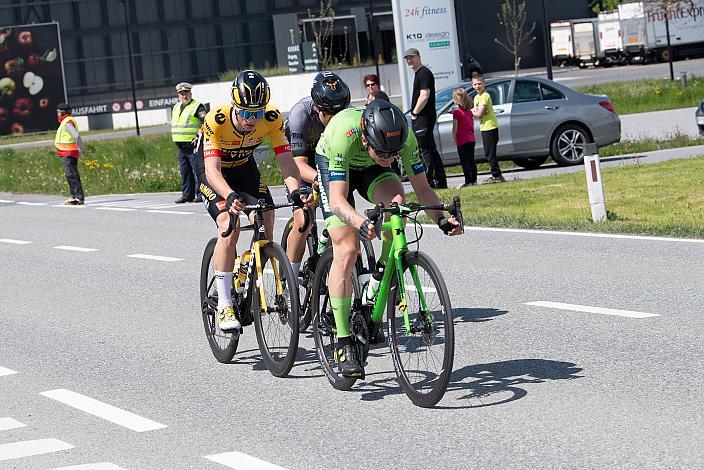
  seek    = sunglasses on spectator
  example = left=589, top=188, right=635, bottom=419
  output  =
left=237, top=108, right=265, bottom=121
left=365, top=82, right=377, bottom=87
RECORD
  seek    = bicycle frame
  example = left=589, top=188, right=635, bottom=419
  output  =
left=369, top=208, right=428, bottom=334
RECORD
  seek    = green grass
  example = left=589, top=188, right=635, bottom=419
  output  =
left=412, top=157, right=704, bottom=239
left=576, top=76, right=704, bottom=115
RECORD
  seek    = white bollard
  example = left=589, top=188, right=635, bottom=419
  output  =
left=583, top=143, right=607, bottom=223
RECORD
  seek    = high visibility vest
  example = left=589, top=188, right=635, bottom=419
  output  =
left=171, top=99, right=201, bottom=142
left=55, top=117, right=79, bottom=153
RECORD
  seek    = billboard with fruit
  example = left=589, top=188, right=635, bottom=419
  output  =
left=0, top=22, right=66, bottom=136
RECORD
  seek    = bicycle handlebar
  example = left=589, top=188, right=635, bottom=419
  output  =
left=220, top=198, right=310, bottom=238
left=363, top=196, right=465, bottom=237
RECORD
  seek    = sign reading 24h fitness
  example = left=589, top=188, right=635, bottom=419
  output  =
left=391, top=0, right=461, bottom=111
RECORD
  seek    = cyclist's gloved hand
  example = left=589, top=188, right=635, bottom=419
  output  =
left=226, top=191, right=243, bottom=213
left=358, top=219, right=375, bottom=241
left=437, top=216, right=457, bottom=235
left=289, top=188, right=308, bottom=208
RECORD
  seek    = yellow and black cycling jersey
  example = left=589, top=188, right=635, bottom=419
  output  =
left=202, top=103, right=290, bottom=169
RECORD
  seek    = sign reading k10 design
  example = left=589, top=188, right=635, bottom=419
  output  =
left=391, top=0, right=461, bottom=111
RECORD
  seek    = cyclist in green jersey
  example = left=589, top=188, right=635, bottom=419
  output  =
left=315, top=100, right=462, bottom=377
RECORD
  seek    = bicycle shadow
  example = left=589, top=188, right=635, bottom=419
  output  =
left=452, top=307, right=508, bottom=323
left=352, top=358, right=583, bottom=408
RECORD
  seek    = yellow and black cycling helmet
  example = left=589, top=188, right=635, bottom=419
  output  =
left=231, top=70, right=270, bottom=110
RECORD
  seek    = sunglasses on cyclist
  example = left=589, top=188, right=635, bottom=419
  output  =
left=372, top=147, right=399, bottom=160
left=237, top=108, right=265, bottom=121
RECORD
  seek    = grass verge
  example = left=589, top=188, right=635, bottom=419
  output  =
left=409, top=157, right=704, bottom=239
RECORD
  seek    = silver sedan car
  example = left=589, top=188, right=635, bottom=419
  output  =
left=425, top=76, right=621, bottom=168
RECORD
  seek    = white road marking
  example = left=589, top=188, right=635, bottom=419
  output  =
left=147, top=210, right=194, bottom=215
left=95, top=207, right=136, bottom=212
left=525, top=301, right=659, bottom=318
left=406, top=284, right=437, bottom=293
left=54, top=246, right=99, bottom=252
left=0, top=438, right=73, bottom=461
left=16, top=202, right=47, bottom=206
left=205, top=451, right=289, bottom=470
left=50, top=463, right=129, bottom=470
left=0, top=366, right=17, bottom=376
left=0, top=199, right=15, bottom=203
left=127, top=254, right=183, bottom=262
left=0, top=417, right=26, bottom=431
left=0, top=239, right=32, bottom=245
left=40, top=389, right=167, bottom=432
left=418, top=224, right=704, bottom=244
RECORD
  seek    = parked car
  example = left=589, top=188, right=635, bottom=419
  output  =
left=411, top=76, right=621, bottom=170
left=697, top=99, right=704, bottom=136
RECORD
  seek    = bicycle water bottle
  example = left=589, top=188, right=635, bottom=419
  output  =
left=235, top=251, right=251, bottom=293
left=316, top=229, right=329, bottom=255
left=362, top=262, right=384, bottom=305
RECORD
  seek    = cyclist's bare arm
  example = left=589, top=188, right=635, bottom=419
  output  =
left=204, top=157, right=243, bottom=213
left=277, top=151, right=308, bottom=197
left=329, top=180, right=368, bottom=230
left=408, top=172, right=461, bottom=235
left=294, top=157, right=317, bottom=185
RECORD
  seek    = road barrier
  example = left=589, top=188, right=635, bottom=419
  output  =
left=584, top=143, right=607, bottom=222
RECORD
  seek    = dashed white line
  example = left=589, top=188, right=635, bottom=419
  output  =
left=147, top=210, right=194, bottom=215
left=0, top=239, right=32, bottom=245
left=52, top=204, right=87, bottom=208
left=0, top=417, right=26, bottom=431
left=0, top=367, right=18, bottom=376
left=127, top=254, right=183, bottom=262
left=205, top=451, right=289, bottom=470
left=40, top=389, right=167, bottom=432
left=16, top=202, right=48, bottom=206
left=50, top=462, right=129, bottom=470
left=0, top=199, right=14, bottom=203
left=95, top=207, right=136, bottom=212
left=0, top=438, right=73, bottom=461
left=525, top=301, right=659, bottom=318
left=54, top=246, right=99, bottom=252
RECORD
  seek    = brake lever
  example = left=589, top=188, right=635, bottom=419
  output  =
left=450, top=196, right=465, bottom=234
left=221, top=212, right=236, bottom=237
left=364, top=202, right=384, bottom=239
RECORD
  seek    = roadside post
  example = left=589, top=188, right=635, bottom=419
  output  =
left=583, top=143, right=607, bottom=222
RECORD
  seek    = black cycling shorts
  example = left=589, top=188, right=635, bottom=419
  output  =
left=198, top=156, right=274, bottom=221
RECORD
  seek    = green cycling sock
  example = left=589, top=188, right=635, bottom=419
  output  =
left=330, top=296, right=352, bottom=338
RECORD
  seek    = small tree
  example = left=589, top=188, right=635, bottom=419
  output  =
left=494, top=0, right=536, bottom=76
left=588, top=0, right=620, bottom=13
left=308, top=0, right=336, bottom=69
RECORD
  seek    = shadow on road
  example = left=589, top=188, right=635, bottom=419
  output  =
left=453, top=307, right=508, bottom=323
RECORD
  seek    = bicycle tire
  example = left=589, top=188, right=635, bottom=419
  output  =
left=200, top=237, right=239, bottom=363
left=310, top=248, right=358, bottom=391
left=252, top=241, right=300, bottom=377
left=387, top=251, right=454, bottom=408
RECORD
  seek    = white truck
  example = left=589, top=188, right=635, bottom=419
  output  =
left=597, top=10, right=625, bottom=65
left=550, top=20, right=574, bottom=66
left=619, top=0, right=704, bottom=63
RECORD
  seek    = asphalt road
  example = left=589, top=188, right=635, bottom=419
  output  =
left=1, top=190, right=702, bottom=469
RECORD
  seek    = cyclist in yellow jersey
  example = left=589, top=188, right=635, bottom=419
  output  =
left=198, top=70, right=311, bottom=331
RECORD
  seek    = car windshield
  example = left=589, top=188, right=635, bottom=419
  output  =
left=435, top=87, right=457, bottom=114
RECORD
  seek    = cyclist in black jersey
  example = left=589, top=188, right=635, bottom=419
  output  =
left=284, top=71, right=350, bottom=277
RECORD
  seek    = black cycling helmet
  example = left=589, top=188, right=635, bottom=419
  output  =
left=231, top=70, right=270, bottom=110
left=361, top=99, right=408, bottom=154
left=311, top=71, right=350, bottom=115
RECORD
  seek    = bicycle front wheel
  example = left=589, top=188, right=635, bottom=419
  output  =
left=387, top=251, right=454, bottom=408
left=252, top=241, right=300, bottom=377
left=200, top=237, right=239, bottom=363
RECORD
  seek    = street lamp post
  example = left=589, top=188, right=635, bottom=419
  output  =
left=541, top=0, right=553, bottom=80
left=118, top=0, right=140, bottom=135
left=368, top=0, right=380, bottom=79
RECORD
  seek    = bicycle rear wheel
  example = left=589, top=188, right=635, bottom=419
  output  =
left=311, top=248, right=359, bottom=391
left=252, top=241, right=300, bottom=377
left=387, top=251, right=454, bottom=408
left=200, top=237, right=239, bottom=363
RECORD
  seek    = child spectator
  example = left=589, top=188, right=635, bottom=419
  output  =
left=452, top=88, right=476, bottom=187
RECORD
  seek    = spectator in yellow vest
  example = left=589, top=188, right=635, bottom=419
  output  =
left=55, top=103, right=85, bottom=205
left=172, top=82, right=206, bottom=203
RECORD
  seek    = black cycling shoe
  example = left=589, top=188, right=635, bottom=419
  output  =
left=369, top=324, right=386, bottom=345
left=337, top=344, right=364, bottom=378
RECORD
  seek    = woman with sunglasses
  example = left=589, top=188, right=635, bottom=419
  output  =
left=314, top=99, right=462, bottom=377
left=198, top=70, right=311, bottom=332
left=363, top=74, right=389, bottom=105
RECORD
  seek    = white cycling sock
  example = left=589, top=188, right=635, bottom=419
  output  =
left=291, top=262, right=301, bottom=277
left=215, top=271, right=234, bottom=310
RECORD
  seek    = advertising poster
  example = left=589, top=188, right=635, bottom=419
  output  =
left=0, top=22, right=66, bottom=136
left=392, top=0, right=462, bottom=111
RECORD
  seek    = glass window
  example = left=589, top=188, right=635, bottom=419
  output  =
left=540, top=83, right=564, bottom=100
left=486, top=81, right=510, bottom=105
left=218, top=0, right=241, bottom=15
left=434, top=87, right=456, bottom=114
left=512, top=80, right=542, bottom=103
left=135, top=0, right=159, bottom=24
left=164, top=0, right=186, bottom=21
left=246, top=0, right=267, bottom=14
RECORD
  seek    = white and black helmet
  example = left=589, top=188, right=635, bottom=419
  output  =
left=311, top=71, right=350, bottom=114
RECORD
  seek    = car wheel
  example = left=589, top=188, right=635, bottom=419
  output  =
left=551, top=124, right=591, bottom=166
left=513, top=156, right=548, bottom=170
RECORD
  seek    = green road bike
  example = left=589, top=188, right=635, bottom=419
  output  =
left=310, top=197, right=464, bottom=407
